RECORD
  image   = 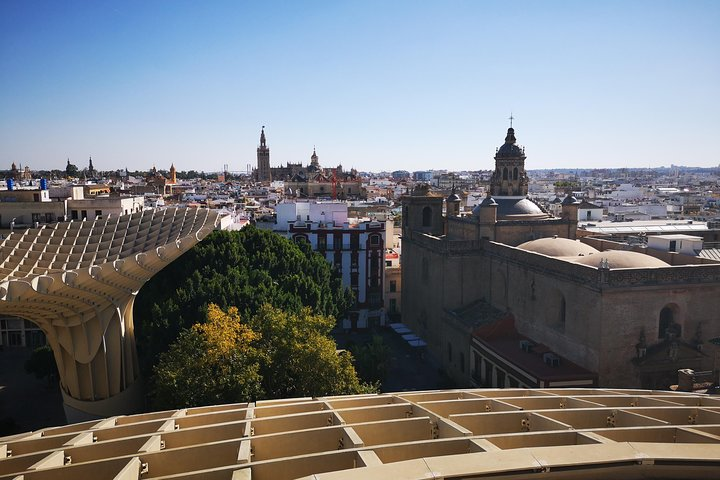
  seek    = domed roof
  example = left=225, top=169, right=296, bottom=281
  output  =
left=472, top=197, right=548, bottom=219
left=562, top=195, right=579, bottom=205
left=573, top=250, right=670, bottom=269
left=447, top=192, right=461, bottom=202
left=518, top=237, right=600, bottom=257
left=447, top=186, right=461, bottom=203
left=497, top=198, right=547, bottom=218
left=496, top=128, right=525, bottom=158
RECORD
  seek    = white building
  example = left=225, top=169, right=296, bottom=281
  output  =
left=67, top=195, right=145, bottom=220
left=273, top=201, right=385, bottom=329
left=577, top=200, right=603, bottom=221
left=647, top=234, right=703, bottom=256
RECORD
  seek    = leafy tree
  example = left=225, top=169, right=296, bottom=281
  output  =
left=152, top=304, right=374, bottom=409
left=152, top=304, right=263, bottom=409
left=135, top=227, right=353, bottom=375
left=24, top=345, right=58, bottom=387
left=248, top=304, right=375, bottom=399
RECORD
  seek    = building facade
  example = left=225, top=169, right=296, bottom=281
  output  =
left=274, top=201, right=385, bottom=329
left=0, top=185, right=66, bottom=229
left=401, top=127, right=720, bottom=390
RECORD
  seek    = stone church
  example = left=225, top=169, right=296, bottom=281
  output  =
left=401, top=127, right=720, bottom=389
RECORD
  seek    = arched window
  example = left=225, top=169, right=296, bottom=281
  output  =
left=513, top=167, right=518, bottom=180
left=502, top=167, right=508, bottom=180
left=422, top=206, right=432, bottom=227
left=659, top=305, right=681, bottom=339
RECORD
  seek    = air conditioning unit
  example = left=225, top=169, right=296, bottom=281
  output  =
left=543, top=352, right=561, bottom=367
left=519, top=340, right=534, bottom=352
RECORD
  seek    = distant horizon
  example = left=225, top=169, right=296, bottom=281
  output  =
left=2, top=1, right=718, bottom=172
left=6, top=161, right=718, bottom=177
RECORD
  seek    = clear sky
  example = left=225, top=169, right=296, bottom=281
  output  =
left=1, top=1, right=718, bottom=173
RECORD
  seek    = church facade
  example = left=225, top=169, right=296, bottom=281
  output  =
left=401, top=127, right=720, bottom=389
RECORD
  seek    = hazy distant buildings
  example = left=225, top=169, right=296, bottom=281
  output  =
left=253, top=127, right=365, bottom=199
left=413, top=170, right=433, bottom=182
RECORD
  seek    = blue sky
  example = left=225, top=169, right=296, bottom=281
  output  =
left=1, top=0, right=718, bottom=173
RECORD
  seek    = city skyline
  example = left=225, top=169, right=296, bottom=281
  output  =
left=1, top=1, right=719, bottom=173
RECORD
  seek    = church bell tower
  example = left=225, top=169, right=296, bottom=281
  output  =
left=256, top=126, right=272, bottom=182
left=490, top=126, right=528, bottom=197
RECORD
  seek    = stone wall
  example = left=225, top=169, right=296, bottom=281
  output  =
left=402, top=231, right=720, bottom=388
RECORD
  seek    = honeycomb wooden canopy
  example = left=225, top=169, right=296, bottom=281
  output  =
left=0, top=208, right=220, bottom=421
left=1, top=388, right=719, bottom=479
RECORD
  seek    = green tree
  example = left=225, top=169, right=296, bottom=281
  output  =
left=135, top=227, right=353, bottom=375
left=152, top=304, right=374, bottom=409
left=152, top=304, right=263, bottom=409
left=248, top=304, right=375, bottom=398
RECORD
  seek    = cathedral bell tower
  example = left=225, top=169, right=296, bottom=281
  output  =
left=256, top=126, right=272, bottom=182
left=402, top=184, right=444, bottom=238
left=490, top=127, right=528, bottom=197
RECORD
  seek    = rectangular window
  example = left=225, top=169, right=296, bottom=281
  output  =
left=334, top=251, right=342, bottom=272
left=317, top=235, right=327, bottom=251
left=45, top=213, right=53, bottom=223
left=95, top=210, right=102, bottom=218
left=386, top=260, right=392, bottom=267
left=81, top=210, right=88, bottom=220
left=389, top=280, right=397, bottom=292
left=33, top=193, right=40, bottom=202
left=8, top=331, right=23, bottom=346
left=31, top=213, right=41, bottom=223
left=350, top=234, right=359, bottom=250
left=370, top=256, right=378, bottom=270
left=389, top=298, right=397, bottom=313
left=334, top=233, right=343, bottom=251
left=370, top=235, right=380, bottom=246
